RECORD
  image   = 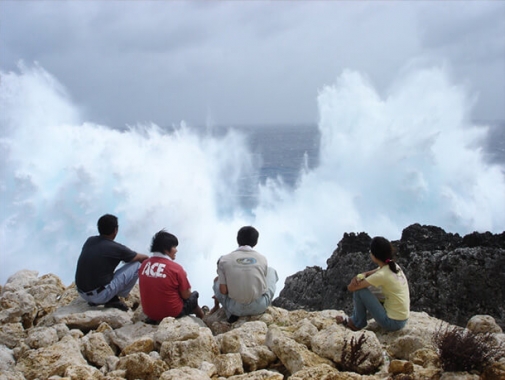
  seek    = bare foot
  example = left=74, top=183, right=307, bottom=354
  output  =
left=194, top=305, right=205, bottom=319
left=335, top=315, right=360, bottom=331
left=335, top=315, right=346, bottom=324
left=209, top=296, right=220, bottom=314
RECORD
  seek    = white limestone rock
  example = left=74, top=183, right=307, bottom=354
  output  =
left=467, top=315, right=503, bottom=334
left=115, top=351, right=169, bottom=380
left=0, top=344, right=15, bottom=372
left=56, top=285, right=80, bottom=307
left=0, top=290, right=38, bottom=327
left=265, top=324, right=334, bottom=375
left=289, top=363, right=358, bottom=379
left=217, top=321, right=277, bottom=372
left=39, top=297, right=133, bottom=330
left=373, top=311, right=446, bottom=360
left=311, top=323, right=383, bottom=374
left=27, top=283, right=66, bottom=322
left=154, top=316, right=201, bottom=344
left=388, top=359, right=415, bottom=375
left=160, top=326, right=219, bottom=368
left=2, top=270, right=505, bottom=380
left=214, top=352, right=244, bottom=377
left=81, top=331, right=116, bottom=367
left=25, top=326, right=59, bottom=349
left=199, top=360, right=217, bottom=378
left=2, top=270, right=39, bottom=293
left=291, top=318, right=319, bottom=349
left=409, top=347, right=441, bottom=368
left=225, top=369, right=284, bottom=379
left=101, top=354, right=119, bottom=374
left=14, top=335, right=86, bottom=379
left=0, top=371, right=25, bottom=380
left=53, top=323, right=70, bottom=339
left=0, top=322, right=26, bottom=349
left=106, top=321, right=157, bottom=351
left=159, top=366, right=212, bottom=380
left=120, top=336, right=155, bottom=356
left=63, top=363, right=105, bottom=379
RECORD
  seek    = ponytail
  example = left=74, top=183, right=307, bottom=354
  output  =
left=384, top=258, right=398, bottom=274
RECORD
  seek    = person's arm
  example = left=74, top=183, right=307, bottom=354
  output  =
left=180, top=288, right=192, bottom=299
left=361, top=268, right=379, bottom=277
left=216, top=257, right=228, bottom=295
left=131, top=253, right=149, bottom=262
left=347, top=267, right=380, bottom=292
left=219, top=284, right=228, bottom=295
left=347, top=277, right=371, bottom=292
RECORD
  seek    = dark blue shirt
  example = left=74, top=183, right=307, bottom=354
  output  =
left=75, top=236, right=136, bottom=292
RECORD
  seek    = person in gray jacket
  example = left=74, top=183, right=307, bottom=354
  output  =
left=212, top=226, right=278, bottom=323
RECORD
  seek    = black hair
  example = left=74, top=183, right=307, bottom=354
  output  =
left=97, top=214, right=118, bottom=235
left=370, top=236, right=398, bottom=273
left=237, top=226, right=259, bottom=247
left=151, top=230, right=179, bottom=254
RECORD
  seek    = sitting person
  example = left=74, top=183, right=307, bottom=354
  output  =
left=336, top=236, right=410, bottom=331
left=139, top=230, right=204, bottom=323
left=75, top=214, right=148, bottom=311
left=212, top=226, right=278, bottom=323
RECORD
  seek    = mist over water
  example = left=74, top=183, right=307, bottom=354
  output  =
left=1, top=63, right=504, bottom=305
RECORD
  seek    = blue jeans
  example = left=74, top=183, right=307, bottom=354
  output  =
left=350, top=288, right=408, bottom=331
left=213, top=267, right=278, bottom=318
left=78, top=261, right=141, bottom=304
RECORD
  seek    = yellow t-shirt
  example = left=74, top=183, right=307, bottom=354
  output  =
left=366, top=265, right=410, bottom=320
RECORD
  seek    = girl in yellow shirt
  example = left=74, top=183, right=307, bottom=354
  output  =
left=336, top=236, right=410, bottom=331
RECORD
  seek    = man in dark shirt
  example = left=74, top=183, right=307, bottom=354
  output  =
left=75, top=214, right=148, bottom=311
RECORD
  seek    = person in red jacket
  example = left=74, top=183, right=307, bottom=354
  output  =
left=139, top=230, right=204, bottom=323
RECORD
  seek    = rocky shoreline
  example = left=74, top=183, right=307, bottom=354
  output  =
left=273, top=224, right=505, bottom=329
left=1, top=224, right=505, bottom=379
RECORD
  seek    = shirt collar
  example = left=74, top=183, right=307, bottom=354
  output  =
left=152, top=252, right=170, bottom=260
left=237, top=245, right=254, bottom=251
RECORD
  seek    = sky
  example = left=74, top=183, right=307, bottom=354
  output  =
left=1, top=1, right=504, bottom=129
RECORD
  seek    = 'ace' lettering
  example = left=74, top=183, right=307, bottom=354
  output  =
left=142, top=262, right=167, bottom=278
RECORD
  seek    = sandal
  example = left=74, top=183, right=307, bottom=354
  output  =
left=335, top=315, right=360, bottom=331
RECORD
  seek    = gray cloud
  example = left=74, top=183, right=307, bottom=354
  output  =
left=1, top=1, right=503, bottom=128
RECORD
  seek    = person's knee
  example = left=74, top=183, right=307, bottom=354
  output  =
left=130, top=261, right=141, bottom=273
left=354, top=288, right=371, bottom=298
left=118, top=260, right=141, bottom=280
left=267, top=267, right=278, bottom=281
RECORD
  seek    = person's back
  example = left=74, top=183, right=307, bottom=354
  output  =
left=139, top=230, right=204, bottom=322
left=212, top=226, right=278, bottom=322
left=75, top=214, right=148, bottom=311
left=217, top=246, right=268, bottom=304
left=139, top=254, right=189, bottom=320
left=75, top=236, right=134, bottom=291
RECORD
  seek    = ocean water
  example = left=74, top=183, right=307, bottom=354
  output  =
left=204, top=123, right=321, bottom=210
left=1, top=64, right=504, bottom=306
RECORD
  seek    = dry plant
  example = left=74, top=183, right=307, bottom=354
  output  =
left=432, top=323, right=504, bottom=373
left=340, top=333, right=373, bottom=374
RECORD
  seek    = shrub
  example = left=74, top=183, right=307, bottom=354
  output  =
left=432, top=323, right=504, bottom=373
left=340, top=333, right=373, bottom=374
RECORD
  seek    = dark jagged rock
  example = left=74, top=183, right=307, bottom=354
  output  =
left=462, top=230, right=505, bottom=248
left=273, top=223, right=505, bottom=328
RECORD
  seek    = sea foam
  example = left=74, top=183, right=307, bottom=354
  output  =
left=1, top=63, right=504, bottom=304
